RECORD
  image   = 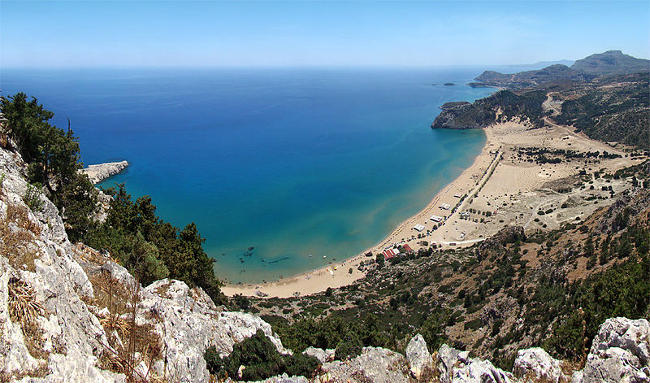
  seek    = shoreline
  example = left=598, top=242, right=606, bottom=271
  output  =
left=222, top=127, right=499, bottom=298
left=222, top=116, right=644, bottom=299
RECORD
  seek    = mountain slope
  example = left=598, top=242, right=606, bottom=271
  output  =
left=472, top=64, right=588, bottom=89
left=571, top=50, right=650, bottom=76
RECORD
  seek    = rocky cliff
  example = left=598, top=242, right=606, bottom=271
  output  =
left=1, top=143, right=648, bottom=382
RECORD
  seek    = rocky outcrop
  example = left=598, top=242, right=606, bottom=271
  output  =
left=479, top=226, right=526, bottom=252
left=577, top=317, right=650, bottom=383
left=432, top=101, right=491, bottom=130
left=434, top=318, right=649, bottom=383
left=0, top=145, right=286, bottom=382
left=405, top=333, right=431, bottom=379
left=437, top=344, right=514, bottom=383
left=303, top=346, right=335, bottom=364
left=320, top=346, right=411, bottom=383
left=513, top=347, right=566, bottom=383
left=80, top=161, right=129, bottom=184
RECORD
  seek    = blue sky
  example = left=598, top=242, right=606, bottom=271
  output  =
left=1, top=1, right=648, bottom=68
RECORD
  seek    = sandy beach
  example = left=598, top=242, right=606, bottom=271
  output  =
left=222, top=119, right=644, bottom=299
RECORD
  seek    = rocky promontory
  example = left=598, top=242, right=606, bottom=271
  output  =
left=431, top=100, right=493, bottom=130
left=80, top=160, right=129, bottom=184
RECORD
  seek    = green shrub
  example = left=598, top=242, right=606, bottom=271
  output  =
left=335, top=331, right=363, bottom=360
left=464, top=318, right=483, bottom=330
left=204, top=330, right=320, bottom=381
left=23, top=183, right=44, bottom=212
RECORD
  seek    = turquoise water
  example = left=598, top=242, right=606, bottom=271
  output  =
left=1, top=68, right=493, bottom=283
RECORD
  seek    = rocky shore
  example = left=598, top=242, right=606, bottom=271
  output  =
left=80, top=160, right=129, bottom=184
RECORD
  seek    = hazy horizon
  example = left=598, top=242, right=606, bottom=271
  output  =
left=2, top=1, right=648, bottom=69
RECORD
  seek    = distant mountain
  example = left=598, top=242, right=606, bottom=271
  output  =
left=571, top=50, right=650, bottom=76
left=471, top=51, right=649, bottom=89
left=510, top=59, right=575, bottom=69
left=471, top=64, right=587, bottom=89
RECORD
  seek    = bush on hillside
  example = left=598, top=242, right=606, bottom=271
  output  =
left=204, top=330, right=320, bottom=381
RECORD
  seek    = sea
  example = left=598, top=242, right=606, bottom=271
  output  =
left=1, top=67, right=497, bottom=283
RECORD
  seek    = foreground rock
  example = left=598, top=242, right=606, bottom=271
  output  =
left=320, top=346, right=411, bottom=383
left=80, top=160, right=129, bottom=184
left=0, top=145, right=285, bottom=382
left=577, top=317, right=650, bottom=383
left=437, top=343, right=514, bottom=383
left=405, top=333, right=432, bottom=379
left=513, top=347, right=566, bottom=383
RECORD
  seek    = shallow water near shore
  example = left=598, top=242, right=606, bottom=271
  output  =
left=2, top=67, right=494, bottom=283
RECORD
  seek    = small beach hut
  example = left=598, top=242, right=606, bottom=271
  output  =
left=413, top=224, right=425, bottom=232
left=430, top=215, right=443, bottom=222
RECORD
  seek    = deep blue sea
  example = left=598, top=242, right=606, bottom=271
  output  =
left=1, top=67, right=495, bottom=283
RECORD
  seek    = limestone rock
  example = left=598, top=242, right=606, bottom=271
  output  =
left=321, top=346, right=411, bottom=383
left=452, top=358, right=514, bottom=383
left=0, top=143, right=292, bottom=382
left=406, top=333, right=431, bottom=378
left=437, top=344, right=470, bottom=383
left=436, top=344, right=513, bottom=383
left=136, top=278, right=288, bottom=382
left=513, top=347, right=566, bottom=383
left=303, top=346, right=335, bottom=364
left=578, top=317, right=649, bottom=383
left=80, top=161, right=129, bottom=184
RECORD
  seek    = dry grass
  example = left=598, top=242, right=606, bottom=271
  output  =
left=7, top=277, right=49, bottom=360
left=0, top=362, right=49, bottom=381
left=74, top=242, right=117, bottom=266
left=1, top=203, right=42, bottom=272
left=7, top=204, right=41, bottom=236
left=87, top=270, right=165, bottom=382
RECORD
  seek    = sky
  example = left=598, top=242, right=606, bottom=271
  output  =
left=1, top=0, right=649, bottom=68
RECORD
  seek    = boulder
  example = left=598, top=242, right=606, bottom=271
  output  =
left=437, top=344, right=470, bottom=383
left=321, top=346, right=411, bottom=383
left=303, top=346, right=335, bottom=364
left=452, top=358, right=514, bottom=383
left=578, top=317, right=649, bottom=383
left=406, top=333, right=432, bottom=378
left=513, top=347, right=566, bottom=383
left=436, top=344, right=513, bottom=383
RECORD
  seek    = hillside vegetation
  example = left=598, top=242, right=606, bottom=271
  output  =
left=556, top=73, right=650, bottom=149
left=251, top=170, right=650, bottom=370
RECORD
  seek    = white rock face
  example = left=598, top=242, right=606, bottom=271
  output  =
left=80, top=161, right=129, bottom=184
left=578, top=317, right=650, bottom=383
left=513, top=347, right=566, bottom=383
left=321, top=346, right=411, bottom=383
left=0, top=147, right=117, bottom=382
left=405, top=333, right=431, bottom=378
left=0, top=146, right=287, bottom=382
left=303, top=346, right=335, bottom=364
left=436, top=344, right=514, bottom=383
